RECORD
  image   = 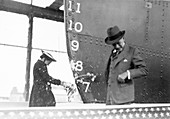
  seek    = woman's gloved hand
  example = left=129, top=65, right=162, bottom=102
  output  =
left=61, top=81, right=73, bottom=88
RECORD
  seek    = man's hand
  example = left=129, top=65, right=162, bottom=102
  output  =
left=118, top=71, right=128, bottom=83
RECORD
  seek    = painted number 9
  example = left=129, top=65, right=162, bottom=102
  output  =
left=71, top=40, right=79, bottom=51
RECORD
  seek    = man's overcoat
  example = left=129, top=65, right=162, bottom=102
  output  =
left=105, top=44, right=147, bottom=104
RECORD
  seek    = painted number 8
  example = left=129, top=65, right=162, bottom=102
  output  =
left=71, top=60, right=83, bottom=71
left=75, top=61, right=83, bottom=71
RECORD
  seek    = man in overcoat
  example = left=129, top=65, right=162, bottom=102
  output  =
left=105, top=26, right=148, bottom=105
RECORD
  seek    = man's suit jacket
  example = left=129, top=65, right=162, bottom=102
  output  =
left=105, top=44, right=148, bottom=104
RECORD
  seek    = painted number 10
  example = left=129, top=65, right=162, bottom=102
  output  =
left=68, top=20, right=83, bottom=33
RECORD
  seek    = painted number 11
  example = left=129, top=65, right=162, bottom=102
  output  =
left=68, top=1, right=81, bottom=13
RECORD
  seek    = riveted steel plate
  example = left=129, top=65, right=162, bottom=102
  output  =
left=164, top=1, right=170, bottom=51
left=65, top=0, right=170, bottom=103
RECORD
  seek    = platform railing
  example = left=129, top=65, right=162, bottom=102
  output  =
left=0, top=103, right=170, bottom=119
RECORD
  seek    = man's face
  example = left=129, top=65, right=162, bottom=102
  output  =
left=112, top=37, right=125, bottom=50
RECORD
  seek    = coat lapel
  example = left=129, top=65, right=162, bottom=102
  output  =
left=114, top=44, right=129, bottom=66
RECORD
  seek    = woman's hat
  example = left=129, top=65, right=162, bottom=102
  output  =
left=105, top=26, right=125, bottom=45
left=40, top=50, right=56, bottom=62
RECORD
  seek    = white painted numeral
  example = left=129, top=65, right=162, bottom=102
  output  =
left=68, top=20, right=83, bottom=33
left=75, top=61, right=83, bottom=71
left=71, top=60, right=83, bottom=71
left=68, top=1, right=72, bottom=11
left=71, top=40, right=79, bottom=51
left=83, top=82, right=90, bottom=92
left=68, top=1, right=81, bottom=13
left=68, top=20, right=73, bottom=31
left=75, top=22, right=83, bottom=32
left=76, top=3, right=81, bottom=13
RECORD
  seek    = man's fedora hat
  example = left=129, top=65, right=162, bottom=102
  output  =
left=105, top=26, right=125, bottom=45
left=40, top=50, right=56, bottom=62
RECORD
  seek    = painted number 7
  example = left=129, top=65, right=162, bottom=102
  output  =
left=83, top=81, right=90, bottom=92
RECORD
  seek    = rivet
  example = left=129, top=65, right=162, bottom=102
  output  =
left=72, top=18, right=75, bottom=22
left=72, top=9, right=75, bottom=12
